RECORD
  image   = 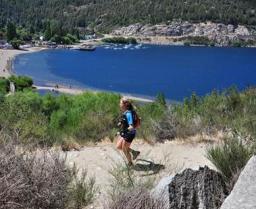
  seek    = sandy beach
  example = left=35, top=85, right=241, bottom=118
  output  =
left=0, top=47, right=46, bottom=78
left=35, top=85, right=154, bottom=102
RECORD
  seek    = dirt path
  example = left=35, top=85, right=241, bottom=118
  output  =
left=65, top=140, right=214, bottom=208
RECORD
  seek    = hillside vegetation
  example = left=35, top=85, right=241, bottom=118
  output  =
left=0, top=0, right=256, bottom=34
left=1, top=79, right=256, bottom=149
left=1, top=78, right=256, bottom=203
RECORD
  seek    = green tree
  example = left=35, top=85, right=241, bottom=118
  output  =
left=156, top=92, right=167, bottom=107
left=9, top=75, right=33, bottom=90
left=44, top=22, right=52, bottom=41
left=10, top=38, right=22, bottom=49
left=7, top=22, right=17, bottom=41
left=0, top=78, right=9, bottom=94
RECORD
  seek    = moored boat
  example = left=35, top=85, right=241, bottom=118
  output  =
left=70, top=44, right=96, bottom=51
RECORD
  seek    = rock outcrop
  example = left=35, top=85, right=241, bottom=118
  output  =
left=112, top=21, right=256, bottom=46
left=151, top=175, right=174, bottom=209
left=168, top=166, right=228, bottom=209
left=220, top=156, right=256, bottom=209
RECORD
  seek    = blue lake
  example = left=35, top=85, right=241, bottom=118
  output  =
left=13, top=44, right=256, bottom=101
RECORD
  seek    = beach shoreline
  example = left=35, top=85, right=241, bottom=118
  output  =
left=1, top=46, right=154, bottom=103
left=35, top=85, right=154, bottom=103
left=0, top=47, right=46, bottom=78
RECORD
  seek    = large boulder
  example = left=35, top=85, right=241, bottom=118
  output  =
left=169, top=166, right=228, bottom=209
left=220, top=156, right=256, bottom=209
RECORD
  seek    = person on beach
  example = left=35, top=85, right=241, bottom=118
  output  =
left=116, top=97, right=140, bottom=166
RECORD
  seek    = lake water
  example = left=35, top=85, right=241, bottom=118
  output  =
left=13, top=44, right=256, bottom=101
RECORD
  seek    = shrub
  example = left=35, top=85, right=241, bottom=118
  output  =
left=106, top=161, right=164, bottom=209
left=181, top=36, right=215, bottom=46
left=108, top=160, right=157, bottom=199
left=1, top=85, right=256, bottom=146
left=0, top=91, right=51, bottom=145
left=50, top=92, right=120, bottom=143
left=10, top=38, right=22, bottom=49
left=0, top=144, right=72, bottom=209
left=68, top=168, right=97, bottom=209
left=102, top=37, right=137, bottom=44
left=0, top=142, right=96, bottom=209
left=0, top=77, right=10, bottom=94
left=73, top=112, right=116, bottom=143
left=66, top=33, right=79, bottom=43
left=0, top=91, right=121, bottom=145
left=9, top=75, right=33, bottom=91
left=137, top=102, right=166, bottom=141
left=107, top=187, right=165, bottom=209
left=151, top=109, right=201, bottom=141
left=0, top=92, right=5, bottom=103
left=206, top=134, right=254, bottom=183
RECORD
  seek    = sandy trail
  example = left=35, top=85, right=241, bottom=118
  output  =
left=65, top=140, right=214, bottom=208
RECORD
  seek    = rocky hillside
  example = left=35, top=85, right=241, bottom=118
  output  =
left=112, top=21, right=256, bottom=46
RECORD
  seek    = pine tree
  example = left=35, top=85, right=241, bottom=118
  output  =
left=44, top=22, right=52, bottom=41
left=7, top=22, right=17, bottom=42
left=156, top=92, right=167, bottom=107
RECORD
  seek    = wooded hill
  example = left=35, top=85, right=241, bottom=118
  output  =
left=1, top=0, right=256, bottom=33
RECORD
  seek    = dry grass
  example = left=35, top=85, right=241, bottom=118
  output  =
left=0, top=141, right=96, bottom=209
left=105, top=154, right=170, bottom=209
left=0, top=143, right=72, bottom=209
left=107, top=187, right=166, bottom=209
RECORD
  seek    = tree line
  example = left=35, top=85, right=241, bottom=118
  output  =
left=0, top=0, right=256, bottom=35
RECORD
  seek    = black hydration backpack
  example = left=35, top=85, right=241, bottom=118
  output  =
left=119, top=110, right=141, bottom=130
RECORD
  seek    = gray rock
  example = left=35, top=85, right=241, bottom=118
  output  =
left=220, top=156, right=256, bottom=209
left=168, top=166, right=228, bottom=209
left=151, top=176, right=174, bottom=209
left=235, top=25, right=250, bottom=36
left=227, top=25, right=235, bottom=33
left=111, top=21, right=255, bottom=46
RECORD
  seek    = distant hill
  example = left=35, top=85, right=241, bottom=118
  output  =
left=0, top=0, right=256, bottom=33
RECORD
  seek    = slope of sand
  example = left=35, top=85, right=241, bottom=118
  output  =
left=65, top=140, right=214, bottom=208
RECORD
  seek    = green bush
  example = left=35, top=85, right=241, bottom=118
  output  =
left=167, top=87, right=256, bottom=139
left=0, top=91, right=50, bottom=145
left=0, top=91, right=121, bottom=145
left=0, top=77, right=9, bottom=94
left=9, top=75, right=33, bottom=91
left=1, top=85, right=256, bottom=146
left=231, top=39, right=256, bottom=47
left=10, top=38, right=23, bottom=49
left=207, top=134, right=254, bottom=182
left=68, top=168, right=97, bottom=209
left=0, top=92, right=5, bottom=103
left=136, top=102, right=166, bottom=141
left=66, top=33, right=79, bottom=43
